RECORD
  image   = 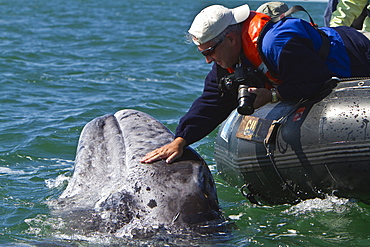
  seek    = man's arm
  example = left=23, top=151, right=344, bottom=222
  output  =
left=141, top=63, right=237, bottom=164
left=330, top=0, right=368, bottom=27
left=174, top=63, right=238, bottom=145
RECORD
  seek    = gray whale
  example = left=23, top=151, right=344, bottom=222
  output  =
left=55, top=109, right=224, bottom=239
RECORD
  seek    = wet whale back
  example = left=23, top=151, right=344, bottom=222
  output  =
left=56, top=109, right=223, bottom=238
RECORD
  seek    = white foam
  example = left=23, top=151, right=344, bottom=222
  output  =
left=283, top=195, right=355, bottom=216
left=45, top=174, right=70, bottom=189
left=0, top=167, right=26, bottom=175
left=228, top=212, right=245, bottom=220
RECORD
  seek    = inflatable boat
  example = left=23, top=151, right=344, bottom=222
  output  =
left=215, top=78, right=370, bottom=205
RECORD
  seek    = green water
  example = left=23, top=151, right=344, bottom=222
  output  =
left=1, top=0, right=370, bottom=246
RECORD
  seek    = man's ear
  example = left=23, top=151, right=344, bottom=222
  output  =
left=225, top=32, right=238, bottom=46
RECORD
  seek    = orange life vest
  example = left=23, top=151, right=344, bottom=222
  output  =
left=241, top=11, right=282, bottom=86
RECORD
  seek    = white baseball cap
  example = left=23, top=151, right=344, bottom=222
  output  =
left=188, top=4, right=250, bottom=45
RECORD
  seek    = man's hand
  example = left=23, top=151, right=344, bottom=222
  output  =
left=248, top=87, right=281, bottom=109
left=140, top=137, right=186, bottom=164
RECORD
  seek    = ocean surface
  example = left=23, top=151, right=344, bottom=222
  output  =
left=1, top=0, right=370, bottom=246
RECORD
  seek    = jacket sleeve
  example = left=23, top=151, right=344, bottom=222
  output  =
left=175, top=63, right=238, bottom=145
left=330, top=0, right=368, bottom=27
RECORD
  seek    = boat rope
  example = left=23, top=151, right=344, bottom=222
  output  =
left=336, top=77, right=370, bottom=81
left=262, top=99, right=306, bottom=203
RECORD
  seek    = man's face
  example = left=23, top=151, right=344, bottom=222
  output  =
left=197, top=33, right=241, bottom=69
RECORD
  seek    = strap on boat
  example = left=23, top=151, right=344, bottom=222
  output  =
left=240, top=184, right=260, bottom=205
left=264, top=99, right=306, bottom=147
left=261, top=99, right=307, bottom=203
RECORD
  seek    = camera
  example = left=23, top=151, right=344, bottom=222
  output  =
left=218, top=66, right=266, bottom=115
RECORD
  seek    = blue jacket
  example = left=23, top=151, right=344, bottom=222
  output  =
left=175, top=19, right=370, bottom=145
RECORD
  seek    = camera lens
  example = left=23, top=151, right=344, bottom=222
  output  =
left=237, top=85, right=256, bottom=115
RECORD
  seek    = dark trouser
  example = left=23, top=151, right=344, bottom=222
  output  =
left=335, top=26, right=370, bottom=77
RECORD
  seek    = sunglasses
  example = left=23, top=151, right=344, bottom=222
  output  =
left=198, top=39, right=223, bottom=57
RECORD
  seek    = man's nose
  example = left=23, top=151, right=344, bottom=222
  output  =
left=205, top=56, right=213, bottom=64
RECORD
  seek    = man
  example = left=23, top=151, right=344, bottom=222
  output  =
left=141, top=4, right=370, bottom=164
left=330, top=0, right=370, bottom=32
left=256, top=1, right=289, bottom=18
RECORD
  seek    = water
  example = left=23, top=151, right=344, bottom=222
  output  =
left=1, top=0, right=370, bottom=246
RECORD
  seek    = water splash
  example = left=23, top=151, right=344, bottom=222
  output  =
left=45, top=174, right=70, bottom=189
left=283, top=195, right=357, bottom=216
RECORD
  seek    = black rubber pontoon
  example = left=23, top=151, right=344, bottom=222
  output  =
left=215, top=78, right=370, bottom=205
